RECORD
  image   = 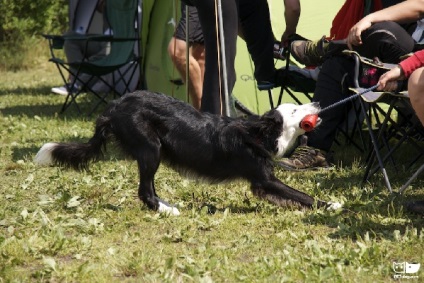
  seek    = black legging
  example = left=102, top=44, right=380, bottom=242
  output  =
left=190, top=0, right=275, bottom=115
left=308, top=21, right=415, bottom=152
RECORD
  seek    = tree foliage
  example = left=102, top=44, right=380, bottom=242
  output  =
left=0, top=0, right=68, bottom=41
left=0, top=0, right=69, bottom=70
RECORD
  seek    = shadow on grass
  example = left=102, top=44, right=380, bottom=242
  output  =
left=0, top=84, right=53, bottom=96
left=1, top=97, right=108, bottom=119
left=11, top=146, right=40, bottom=161
left=1, top=83, right=116, bottom=118
left=303, top=189, right=424, bottom=241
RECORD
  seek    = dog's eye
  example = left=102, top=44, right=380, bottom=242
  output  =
left=292, top=109, right=297, bottom=114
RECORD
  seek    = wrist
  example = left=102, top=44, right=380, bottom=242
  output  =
left=397, top=65, right=405, bottom=79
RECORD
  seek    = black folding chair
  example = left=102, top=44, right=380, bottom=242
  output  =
left=346, top=50, right=424, bottom=193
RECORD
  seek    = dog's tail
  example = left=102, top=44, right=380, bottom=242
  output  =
left=34, top=115, right=112, bottom=170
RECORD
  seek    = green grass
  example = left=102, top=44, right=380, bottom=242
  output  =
left=0, top=66, right=423, bottom=282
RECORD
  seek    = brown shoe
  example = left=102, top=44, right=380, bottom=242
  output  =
left=290, top=36, right=329, bottom=67
left=278, top=141, right=330, bottom=171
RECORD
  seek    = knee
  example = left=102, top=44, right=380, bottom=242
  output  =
left=168, top=38, right=188, bottom=63
left=408, top=68, right=424, bottom=105
left=167, top=39, right=177, bottom=60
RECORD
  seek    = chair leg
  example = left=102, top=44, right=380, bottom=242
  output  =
left=399, top=164, right=424, bottom=194
left=359, top=97, right=393, bottom=193
left=267, top=89, right=274, bottom=109
left=61, top=92, right=81, bottom=114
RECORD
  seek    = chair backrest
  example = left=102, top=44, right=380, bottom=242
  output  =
left=91, top=0, right=138, bottom=69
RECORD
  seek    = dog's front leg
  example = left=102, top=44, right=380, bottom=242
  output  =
left=250, top=175, right=326, bottom=209
left=138, top=178, right=159, bottom=209
left=137, top=164, right=180, bottom=216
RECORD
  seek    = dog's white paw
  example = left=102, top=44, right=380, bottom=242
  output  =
left=34, top=143, right=57, bottom=166
left=157, top=199, right=180, bottom=216
left=326, top=201, right=343, bottom=211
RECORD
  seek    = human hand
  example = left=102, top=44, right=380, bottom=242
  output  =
left=280, top=31, right=293, bottom=47
left=377, top=66, right=405, bottom=92
left=346, top=18, right=372, bottom=50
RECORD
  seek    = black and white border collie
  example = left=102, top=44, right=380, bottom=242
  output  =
left=35, top=91, right=341, bottom=215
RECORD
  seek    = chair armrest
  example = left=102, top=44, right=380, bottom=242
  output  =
left=42, top=34, right=65, bottom=49
left=400, top=53, right=413, bottom=60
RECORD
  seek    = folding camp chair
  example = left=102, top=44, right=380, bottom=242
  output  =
left=346, top=50, right=424, bottom=193
left=43, top=0, right=141, bottom=115
left=259, top=45, right=314, bottom=109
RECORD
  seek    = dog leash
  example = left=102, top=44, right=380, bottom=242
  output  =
left=319, top=84, right=379, bottom=114
left=300, top=84, right=379, bottom=132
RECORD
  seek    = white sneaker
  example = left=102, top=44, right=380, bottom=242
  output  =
left=51, top=84, right=80, bottom=96
left=51, top=86, right=69, bottom=96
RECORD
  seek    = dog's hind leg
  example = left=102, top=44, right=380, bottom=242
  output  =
left=135, top=146, right=180, bottom=216
left=250, top=175, right=326, bottom=209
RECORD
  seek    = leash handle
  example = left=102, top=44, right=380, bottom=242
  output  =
left=320, top=84, right=379, bottom=114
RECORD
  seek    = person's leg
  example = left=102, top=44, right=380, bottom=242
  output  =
left=292, top=21, right=415, bottom=66
left=279, top=56, right=355, bottom=170
left=404, top=67, right=424, bottom=216
left=168, top=4, right=205, bottom=110
left=63, top=31, right=85, bottom=63
left=63, top=30, right=109, bottom=88
left=355, top=21, right=415, bottom=63
left=408, top=67, right=424, bottom=126
left=167, top=37, right=203, bottom=110
left=190, top=43, right=205, bottom=109
left=307, top=56, right=356, bottom=151
left=192, top=43, right=205, bottom=79
left=192, top=0, right=238, bottom=115
left=186, top=4, right=205, bottom=92
left=238, top=0, right=275, bottom=83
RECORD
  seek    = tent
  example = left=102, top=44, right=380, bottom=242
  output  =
left=140, top=0, right=345, bottom=114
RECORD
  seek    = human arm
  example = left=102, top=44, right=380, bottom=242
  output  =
left=399, top=49, right=424, bottom=76
left=281, top=0, right=301, bottom=45
left=378, top=49, right=424, bottom=91
left=347, top=0, right=424, bottom=49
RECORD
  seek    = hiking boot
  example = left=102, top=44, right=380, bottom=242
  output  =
left=278, top=146, right=330, bottom=170
left=290, top=36, right=329, bottom=67
left=278, top=136, right=330, bottom=170
left=290, top=35, right=349, bottom=67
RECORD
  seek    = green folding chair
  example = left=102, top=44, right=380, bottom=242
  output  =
left=43, top=0, right=141, bottom=114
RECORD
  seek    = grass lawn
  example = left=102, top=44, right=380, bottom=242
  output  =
left=0, top=65, right=423, bottom=282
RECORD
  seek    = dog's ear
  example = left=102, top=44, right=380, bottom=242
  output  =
left=261, top=109, right=283, bottom=127
left=256, top=109, right=284, bottom=154
left=258, top=109, right=284, bottom=139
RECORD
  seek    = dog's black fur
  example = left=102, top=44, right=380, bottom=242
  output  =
left=36, top=91, right=328, bottom=212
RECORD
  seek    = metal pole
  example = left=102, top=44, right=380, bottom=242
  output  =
left=185, top=4, right=190, bottom=101
left=216, top=0, right=231, bottom=116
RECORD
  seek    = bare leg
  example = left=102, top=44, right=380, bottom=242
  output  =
left=190, top=42, right=205, bottom=109
left=408, top=67, right=424, bottom=126
left=168, top=38, right=204, bottom=110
